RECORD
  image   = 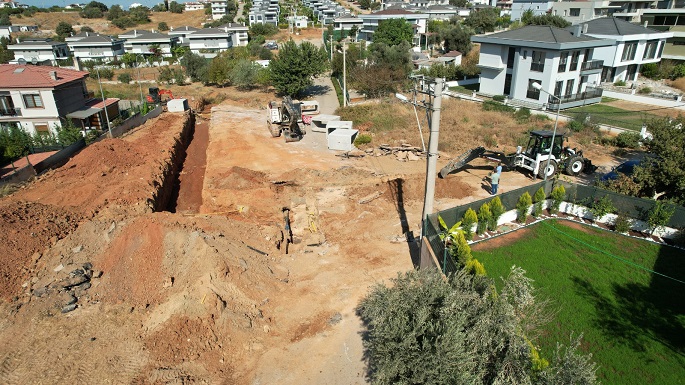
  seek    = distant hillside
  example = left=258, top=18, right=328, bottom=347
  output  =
left=9, top=9, right=207, bottom=37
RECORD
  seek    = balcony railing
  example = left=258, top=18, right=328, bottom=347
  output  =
left=0, top=107, right=20, bottom=117
left=580, top=59, right=604, bottom=72
left=548, top=87, right=603, bottom=109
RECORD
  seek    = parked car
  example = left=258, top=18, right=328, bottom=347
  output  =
left=600, top=159, right=643, bottom=182
left=264, top=42, right=278, bottom=50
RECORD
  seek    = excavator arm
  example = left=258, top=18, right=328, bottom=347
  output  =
left=439, top=147, right=515, bottom=178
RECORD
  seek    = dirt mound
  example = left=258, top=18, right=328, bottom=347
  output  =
left=0, top=201, right=83, bottom=300
left=216, top=166, right=269, bottom=190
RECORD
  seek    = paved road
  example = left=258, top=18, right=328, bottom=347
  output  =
left=603, top=90, right=685, bottom=111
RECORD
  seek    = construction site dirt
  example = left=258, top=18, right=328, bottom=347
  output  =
left=0, top=102, right=553, bottom=385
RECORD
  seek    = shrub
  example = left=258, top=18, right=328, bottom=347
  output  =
left=614, top=131, right=641, bottom=148
left=516, top=191, right=532, bottom=223
left=158, top=22, right=169, bottom=31
left=514, top=107, right=530, bottom=123
left=613, top=80, right=626, bottom=86
left=482, top=100, right=515, bottom=113
left=477, top=203, right=491, bottom=235
left=492, top=95, right=505, bottom=102
left=669, top=63, right=685, bottom=80
left=566, top=120, right=584, bottom=133
left=589, top=195, right=616, bottom=223
left=638, top=87, right=651, bottom=94
left=117, top=72, right=132, bottom=84
left=461, top=208, right=477, bottom=240
left=647, top=200, right=675, bottom=235
left=640, top=63, right=660, bottom=79
left=489, top=196, right=505, bottom=231
left=92, top=67, right=114, bottom=80
left=453, top=231, right=472, bottom=267
left=354, top=133, right=372, bottom=146
left=532, top=187, right=546, bottom=217
left=613, top=212, right=631, bottom=233
left=465, top=258, right=486, bottom=276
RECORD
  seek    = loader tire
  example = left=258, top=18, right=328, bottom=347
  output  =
left=268, top=120, right=281, bottom=137
left=537, top=160, right=557, bottom=179
left=565, top=156, right=584, bottom=176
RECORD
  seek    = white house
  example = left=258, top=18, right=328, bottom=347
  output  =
left=641, top=9, right=685, bottom=62
left=472, top=25, right=614, bottom=109
left=358, top=9, right=429, bottom=49
left=8, top=39, right=70, bottom=66
left=0, top=25, right=37, bottom=39
left=249, top=0, right=280, bottom=25
left=187, top=28, right=233, bottom=57
left=510, top=0, right=554, bottom=21
left=122, top=32, right=178, bottom=57
left=168, top=26, right=199, bottom=45
left=217, top=23, right=249, bottom=47
left=551, top=0, right=658, bottom=24
left=210, top=0, right=227, bottom=20
left=574, top=17, right=672, bottom=83
left=287, top=15, right=309, bottom=28
left=66, top=32, right=126, bottom=60
left=184, top=1, right=205, bottom=11
left=0, top=64, right=94, bottom=135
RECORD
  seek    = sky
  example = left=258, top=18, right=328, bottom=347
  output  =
left=21, top=0, right=164, bottom=10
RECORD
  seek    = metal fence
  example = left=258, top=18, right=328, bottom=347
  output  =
left=423, top=180, right=685, bottom=275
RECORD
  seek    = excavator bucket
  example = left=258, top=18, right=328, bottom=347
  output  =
left=439, top=147, right=486, bottom=178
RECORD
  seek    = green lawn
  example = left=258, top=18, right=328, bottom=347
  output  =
left=449, top=83, right=479, bottom=94
left=564, top=104, right=663, bottom=131
left=473, top=220, right=685, bottom=385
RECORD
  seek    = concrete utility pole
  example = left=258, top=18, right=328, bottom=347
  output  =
left=342, top=41, right=347, bottom=107
left=96, top=67, right=112, bottom=138
left=422, top=77, right=443, bottom=224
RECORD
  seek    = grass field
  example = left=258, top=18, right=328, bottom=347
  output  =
left=565, top=103, right=662, bottom=131
left=472, top=220, right=685, bottom=385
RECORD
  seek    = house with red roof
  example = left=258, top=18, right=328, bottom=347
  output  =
left=0, top=64, right=119, bottom=136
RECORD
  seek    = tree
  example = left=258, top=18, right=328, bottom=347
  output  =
left=449, top=0, right=468, bottom=6
left=632, top=116, right=685, bottom=203
left=0, top=36, right=14, bottom=64
left=464, top=7, right=500, bottom=34
left=441, top=24, right=473, bottom=55
left=80, top=6, right=103, bottom=18
left=57, top=119, right=83, bottom=145
left=249, top=23, right=278, bottom=37
left=180, top=51, right=209, bottom=82
left=80, top=26, right=94, bottom=33
left=55, top=21, right=74, bottom=39
left=349, top=24, right=359, bottom=41
left=516, top=191, right=532, bottom=223
left=268, top=39, right=328, bottom=97
left=372, top=18, right=413, bottom=46
left=85, top=1, right=108, bottom=11
left=129, top=6, right=151, bottom=23
left=106, top=4, right=125, bottom=20
left=520, top=9, right=571, bottom=28
left=158, top=21, right=169, bottom=31
left=0, top=14, right=11, bottom=26
left=229, top=59, right=261, bottom=89
left=169, top=1, right=184, bottom=13
left=358, top=267, right=597, bottom=385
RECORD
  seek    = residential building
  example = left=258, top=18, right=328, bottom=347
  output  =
left=187, top=28, right=233, bottom=57
left=575, top=17, right=671, bottom=83
left=8, top=39, right=70, bottom=66
left=510, top=0, right=554, bottom=21
left=358, top=9, right=429, bottom=49
left=249, top=0, right=280, bottom=25
left=210, top=0, right=228, bottom=20
left=333, top=17, right=364, bottom=35
left=122, top=32, right=178, bottom=57
left=217, top=23, right=249, bottom=47
left=184, top=1, right=205, bottom=11
left=472, top=25, right=613, bottom=109
left=0, top=25, right=37, bottom=39
left=0, top=64, right=95, bottom=135
left=67, top=33, right=126, bottom=60
left=287, top=15, right=309, bottom=28
left=413, top=50, right=462, bottom=68
left=552, top=0, right=658, bottom=24
left=641, top=9, right=685, bottom=61
left=168, top=26, right=200, bottom=45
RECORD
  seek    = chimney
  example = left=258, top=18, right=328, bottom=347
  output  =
left=583, top=24, right=588, bottom=34
left=644, top=20, right=648, bottom=27
left=73, top=56, right=81, bottom=71
left=573, top=24, right=582, bottom=36
left=49, top=71, right=57, bottom=80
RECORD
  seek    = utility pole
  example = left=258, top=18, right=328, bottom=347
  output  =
left=342, top=41, right=347, bottom=107
left=422, top=77, right=443, bottom=224
left=329, top=34, right=333, bottom=62
left=96, top=67, right=112, bottom=138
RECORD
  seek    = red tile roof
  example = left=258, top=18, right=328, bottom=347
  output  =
left=0, top=64, right=89, bottom=89
left=87, top=98, right=120, bottom=108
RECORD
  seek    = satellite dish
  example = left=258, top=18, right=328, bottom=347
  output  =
left=17, top=58, right=26, bottom=64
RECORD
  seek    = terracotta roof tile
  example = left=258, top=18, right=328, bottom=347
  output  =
left=0, top=64, right=88, bottom=88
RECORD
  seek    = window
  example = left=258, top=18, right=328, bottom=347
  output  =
left=527, top=79, right=541, bottom=100
left=22, top=94, right=43, bottom=108
left=643, top=40, right=659, bottom=59
left=554, top=81, right=563, bottom=98
left=569, top=51, right=580, bottom=71
left=530, top=50, right=545, bottom=72
left=506, top=47, right=516, bottom=69
left=558, top=52, right=568, bottom=72
left=34, top=123, right=49, bottom=133
left=621, top=42, right=638, bottom=61
left=570, top=8, right=580, bottom=17
left=565, top=79, right=575, bottom=97
left=657, top=42, right=665, bottom=58
left=0, top=95, right=15, bottom=116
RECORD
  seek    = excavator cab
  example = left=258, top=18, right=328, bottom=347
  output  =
left=524, top=131, right=564, bottom=159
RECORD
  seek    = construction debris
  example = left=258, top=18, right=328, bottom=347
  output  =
left=358, top=191, right=383, bottom=204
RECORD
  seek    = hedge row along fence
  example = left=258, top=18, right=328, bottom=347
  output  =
left=425, top=180, right=685, bottom=275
